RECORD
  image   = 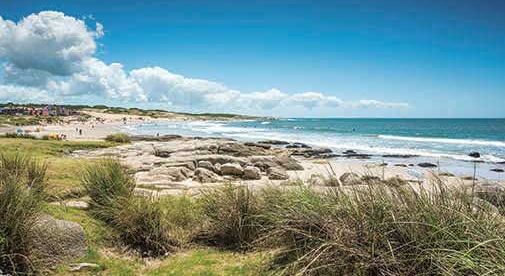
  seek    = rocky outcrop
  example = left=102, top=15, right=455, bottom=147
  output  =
left=286, top=142, right=310, bottom=149
left=220, top=163, right=244, bottom=176
left=258, top=140, right=290, bottom=145
left=249, top=155, right=303, bottom=171
left=31, top=215, right=87, bottom=268
left=290, top=147, right=334, bottom=158
left=491, top=168, right=504, bottom=173
left=243, top=166, right=262, bottom=180
left=217, top=142, right=270, bottom=157
left=130, top=134, right=182, bottom=142
left=244, top=142, right=272, bottom=150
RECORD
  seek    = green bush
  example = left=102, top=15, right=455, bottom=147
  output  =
left=0, top=153, right=47, bottom=274
left=2, top=132, right=37, bottom=139
left=81, top=159, right=135, bottom=222
left=258, top=184, right=505, bottom=275
left=198, top=184, right=264, bottom=250
left=111, top=197, right=195, bottom=256
left=82, top=159, right=202, bottom=256
left=104, top=133, right=131, bottom=143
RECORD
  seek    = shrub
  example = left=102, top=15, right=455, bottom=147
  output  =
left=198, top=184, right=264, bottom=249
left=81, top=159, right=135, bottom=222
left=105, top=133, right=131, bottom=143
left=2, top=132, right=37, bottom=139
left=111, top=196, right=201, bottom=257
left=82, top=159, right=202, bottom=256
left=258, top=183, right=505, bottom=275
left=0, top=154, right=47, bottom=274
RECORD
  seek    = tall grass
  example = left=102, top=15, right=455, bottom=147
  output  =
left=0, top=153, right=47, bottom=274
left=198, top=184, right=263, bottom=250
left=254, top=182, right=505, bottom=275
left=82, top=160, right=201, bottom=257
left=81, top=159, right=135, bottom=222
left=112, top=196, right=201, bottom=257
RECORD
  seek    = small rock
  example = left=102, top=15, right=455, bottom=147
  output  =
left=418, top=162, right=437, bottom=168
left=243, top=166, right=261, bottom=180
left=394, top=164, right=408, bottom=167
left=69, top=263, right=100, bottom=272
left=194, top=168, right=220, bottom=183
left=468, top=152, right=481, bottom=158
left=343, top=150, right=357, bottom=155
left=268, top=167, right=289, bottom=180
left=154, top=150, right=171, bottom=158
left=220, top=163, right=244, bottom=176
left=491, top=168, right=504, bottom=173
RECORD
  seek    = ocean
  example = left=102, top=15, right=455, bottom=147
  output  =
left=122, top=118, right=505, bottom=180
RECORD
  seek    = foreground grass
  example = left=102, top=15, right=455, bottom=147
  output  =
left=46, top=204, right=270, bottom=275
left=0, top=138, right=118, bottom=199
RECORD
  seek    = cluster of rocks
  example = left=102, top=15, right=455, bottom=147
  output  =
left=74, top=137, right=312, bottom=194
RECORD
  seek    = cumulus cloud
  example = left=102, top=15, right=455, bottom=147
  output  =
left=0, top=11, right=409, bottom=114
left=0, top=11, right=101, bottom=76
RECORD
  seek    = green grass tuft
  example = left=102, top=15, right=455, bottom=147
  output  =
left=105, top=133, right=131, bottom=143
left=0, top=153, right=47, bottom=274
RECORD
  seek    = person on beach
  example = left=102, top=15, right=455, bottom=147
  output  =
left=79, top=129, right=82, bottom=135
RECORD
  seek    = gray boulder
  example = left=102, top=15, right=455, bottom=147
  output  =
left=243, top=166, right=261, bottom=180
left=220, top=163, right=244, bottom=176
left=31, top=215, right=87, bottom=268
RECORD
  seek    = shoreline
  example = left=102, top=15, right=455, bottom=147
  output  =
left=1, top=113, right=504, bottom=183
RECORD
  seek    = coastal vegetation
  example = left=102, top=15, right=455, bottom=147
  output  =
left=2, top=138, right=505, bottom=275
left=104, top=133, right=131, bottom=143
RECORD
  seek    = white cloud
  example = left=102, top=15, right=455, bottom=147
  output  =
left=0, top=11, right=101, bottom=76
left=355, top=99, right=409, bottom=109
left=0, top=84, right=52, bottom=103
left=0, top=11, right=409, bottom=115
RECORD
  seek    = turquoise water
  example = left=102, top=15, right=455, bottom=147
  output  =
left=123, top=118, right=505, bottom=179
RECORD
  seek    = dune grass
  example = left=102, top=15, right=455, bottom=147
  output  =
left=105, top=133, right=131, bottom=143
left=82, top=160, right=202, bottom=257
left=0, top=153, right=47, bottom=274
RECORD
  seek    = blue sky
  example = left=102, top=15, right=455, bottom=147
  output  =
left=0, top=0, right=504, bottom=118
